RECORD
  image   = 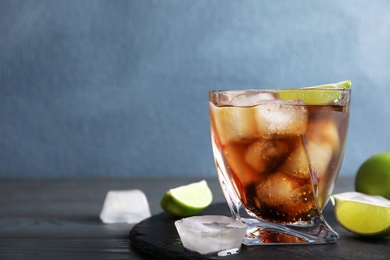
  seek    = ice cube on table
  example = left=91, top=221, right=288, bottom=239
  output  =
left=254, top=100, right=308, bottom=137
left=99, top=190, right=151, bottom=224
left=174, top=215, right=247, bottom=256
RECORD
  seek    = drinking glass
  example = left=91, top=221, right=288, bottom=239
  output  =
left=209, top=87, right=351, bottom=244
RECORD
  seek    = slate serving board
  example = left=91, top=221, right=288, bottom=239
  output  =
left=129, top=203, right=390, bottom=260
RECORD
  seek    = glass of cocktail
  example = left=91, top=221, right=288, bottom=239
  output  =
left=209, top=83, right=351, bottom=244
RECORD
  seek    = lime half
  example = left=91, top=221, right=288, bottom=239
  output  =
left=304, top=80, right=352, bottom=89
left=160, top=180, right=213, bottom=217
left=331, top=192, right=390, bottom=238
left=279, top=80, right=351, bottom=104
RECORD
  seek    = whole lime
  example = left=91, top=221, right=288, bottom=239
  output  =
left=355, top=153, right=390, bottom=200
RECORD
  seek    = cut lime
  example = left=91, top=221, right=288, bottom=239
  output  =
left=279, top=80, right=351, bottom=105
left=304, top=80, right=352, bottom=89
left=331, top=192, right=390, bottom=238
left=160, top=180, right=213, bottom=217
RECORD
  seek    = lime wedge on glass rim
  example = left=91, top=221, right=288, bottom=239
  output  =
left=279, top=80, right=351, bottom=104
left=160, top=180, right=213, bottom=217
left=331, top=192, right=390, bottom=238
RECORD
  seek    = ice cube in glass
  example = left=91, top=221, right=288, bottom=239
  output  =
left=254, top=100, right=308, bottom=137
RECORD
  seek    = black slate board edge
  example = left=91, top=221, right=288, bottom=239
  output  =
left=129, top=203, right=236, bottom=259
left=129, top=203, right=390, bottom=260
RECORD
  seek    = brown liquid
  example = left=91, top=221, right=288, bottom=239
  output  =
left=211, top=103, right=349, bottom=224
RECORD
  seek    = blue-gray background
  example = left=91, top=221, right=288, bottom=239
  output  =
left=1, top=0, right=389, bottom=178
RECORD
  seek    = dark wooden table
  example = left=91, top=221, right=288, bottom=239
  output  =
left=0, top=176, right=389, bottom=259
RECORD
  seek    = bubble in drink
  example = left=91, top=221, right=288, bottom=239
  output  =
left=244, top=139, right=289, bottom=175
left=253, top=172, right=317, bottom=223
left=278, top=139, right=310, bottom=179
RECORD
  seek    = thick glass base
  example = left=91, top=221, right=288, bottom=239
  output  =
left=242, top=217, right=339, bottom=245
left=214, top=151, right=339, bottom=245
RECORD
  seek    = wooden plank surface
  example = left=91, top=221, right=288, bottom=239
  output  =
left=1, top=176, right=388, bottom=259
left=0, top=177, right=222, bottom=260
